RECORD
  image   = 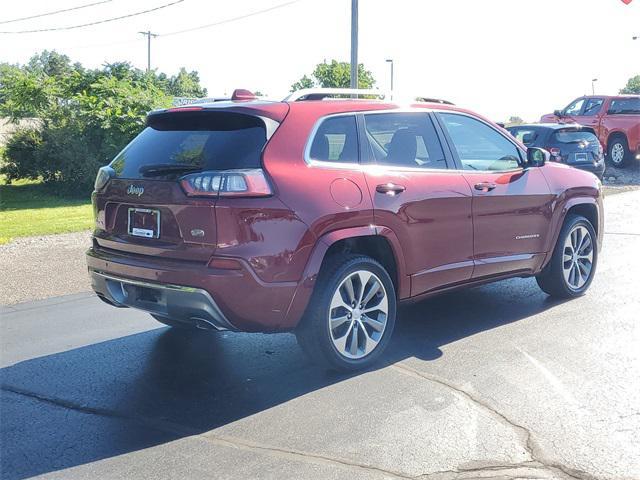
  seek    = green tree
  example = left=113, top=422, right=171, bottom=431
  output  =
left=167, top=68, right=208, bottom=97
left=0, top=51, right=207, bottom=195
left=290, top=60, right=376, bottom=92
left=620, top=75, right=640, bottom=94
left=506, top=116, right=524, bottom=126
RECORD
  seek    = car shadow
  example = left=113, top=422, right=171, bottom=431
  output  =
left=0, top=278, right=564, bottom=479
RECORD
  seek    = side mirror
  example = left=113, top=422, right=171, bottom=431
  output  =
left=553, top=109, right=564, bottom=117
left=527, top=147, right=549, bottom=167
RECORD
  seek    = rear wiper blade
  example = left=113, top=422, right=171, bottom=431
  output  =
left=139, top=164, right=202, bottom=177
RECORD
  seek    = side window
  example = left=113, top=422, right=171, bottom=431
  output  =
left=440, top=113, right=522, bottom=171
left=509, top=128, right=539, bottom=146
left=308, top=115, right=358, bottom=163
left=564, top=98, right=585, bottom=116
left=363, top=113, right=447, bottom=169
left=582, top=98, right=603, bottom=116
left=609, top=98, right=640, bottom=114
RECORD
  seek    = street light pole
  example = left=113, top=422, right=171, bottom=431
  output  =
left=350, top=0, right=358, bottom=89
left=139, top=30, right=158, bottom=72
left=385, top=59, right=394, bottom=97
left=592, top=78, right=598, bottom=95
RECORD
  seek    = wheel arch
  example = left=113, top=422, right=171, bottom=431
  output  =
left=606, top=130, right=628, bottom=149
left=542, top=197, right=602, bottom=271
left=282, top=226, right=409, bottom=329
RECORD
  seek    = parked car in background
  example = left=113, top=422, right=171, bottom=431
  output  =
left=507, top=124, right=605, bottom=179
left=540, top=95, right=640, bottom=168
left=87, top=88, right=604, bottom=371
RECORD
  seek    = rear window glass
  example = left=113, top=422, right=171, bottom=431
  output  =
left=609, top=98, right=640, bottom=114
left=110, top=111, right=267, bottom=179
left=553, top=130, right=598, bottom=144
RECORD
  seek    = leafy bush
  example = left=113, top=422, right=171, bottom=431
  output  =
left=0, top=51, right=207, bottom=196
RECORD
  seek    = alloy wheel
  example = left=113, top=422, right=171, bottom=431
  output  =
left=611, top=142, right=625, bottom=165
left=328, top=270, right=388, bottom=360
left=562, top=225, right=594, bottom=290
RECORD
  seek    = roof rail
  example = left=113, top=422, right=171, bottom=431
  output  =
left=414, top=96, right=454, bottom=105
left=283, top=88, right=454, bottom=105
left=283, top=88, right=389, bottom=102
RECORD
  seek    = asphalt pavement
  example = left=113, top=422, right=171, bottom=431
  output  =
left=1, top=190, right=639, bottom=480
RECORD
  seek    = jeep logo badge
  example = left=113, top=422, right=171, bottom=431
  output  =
left=127, top=185, right=144, bottom=197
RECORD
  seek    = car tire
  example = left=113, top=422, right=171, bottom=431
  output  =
left=151, top=314, right=195, bottom=329
left=536, top=214, right=598, bottom=298
left=607, top=136, right=630, bottom=168
left=295, top=254, right=396, bottom=372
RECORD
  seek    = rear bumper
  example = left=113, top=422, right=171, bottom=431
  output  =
left=86, top=246, right=299, bottom=332
left=571, top=161, right=605, bottom=178
left=91, top=270, right=236, bottom=330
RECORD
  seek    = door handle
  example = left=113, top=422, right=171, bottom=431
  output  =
left=376, top=183, right=406, bottom=195
left=474, top=182, right=496, bottom=192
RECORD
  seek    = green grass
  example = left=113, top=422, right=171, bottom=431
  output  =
left=0, top=178, right=93, bottom=245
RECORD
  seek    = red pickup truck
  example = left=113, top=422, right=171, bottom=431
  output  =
left=540, top=95, right=640, bottom=168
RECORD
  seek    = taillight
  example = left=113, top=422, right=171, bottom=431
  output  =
left=180, top=169, right=272, bottom=197
left=94, top=166, right=114, bottom=191
left=547, top=147, right=561, bottom=160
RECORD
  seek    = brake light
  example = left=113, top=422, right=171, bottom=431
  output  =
left=547, top=147, right=561, bottom=159
left=166, top=106, right=204, bottom=112
left=180, top=169, right=272, bottom=197
left=94, top=166, right=114, bottom=191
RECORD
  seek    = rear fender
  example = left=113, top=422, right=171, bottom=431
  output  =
left=282, top=226, right=409, bottom=329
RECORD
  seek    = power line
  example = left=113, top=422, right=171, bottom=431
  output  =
left=0, top=0, right=113, bottom=25
left=0, top=0, right=184, bottom=34
left=160, top=0, right=301, bottom=37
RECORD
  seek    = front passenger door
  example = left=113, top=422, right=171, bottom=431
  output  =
left=437, top=113, right=554, bottom=279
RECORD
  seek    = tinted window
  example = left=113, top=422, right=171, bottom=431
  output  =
left=363, top=113, right=447, bottom=169
left=609, top=98, right=640, bottom=114
left=583, top=98, right=603, bottom=116
left=553, top=130, right=599, bottom=144
left=508, top=128, right=539, bottom=146
left=111, top=112, right=266, bottom=179
left=440, top=113, right=521, bottom=171
left=564, top=98, right=585, bottom=115
left=309, top=116, right=358, bottom=163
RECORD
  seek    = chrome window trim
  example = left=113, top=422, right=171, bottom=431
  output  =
left=303, top=107, right=529, bottom=174
left=303, top=111, right=362, bottom=167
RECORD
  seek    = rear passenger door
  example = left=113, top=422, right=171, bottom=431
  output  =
left=436, top=112, right=554, bottom=279
left=360, top=111, right=474, bottom=296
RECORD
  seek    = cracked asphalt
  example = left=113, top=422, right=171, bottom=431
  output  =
left=1, top=190, right=639, bottom=480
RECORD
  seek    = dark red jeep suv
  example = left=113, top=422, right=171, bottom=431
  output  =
left=87, top=88, right=603, bottom=371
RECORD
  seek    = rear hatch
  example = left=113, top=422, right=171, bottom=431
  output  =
left=551, top=128, right=601, bottom=164
left=92, top=104, right=287, bottom=262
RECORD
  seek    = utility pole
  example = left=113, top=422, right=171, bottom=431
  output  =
left=386, top=59, right=394, bottom=97
left=350, top=0, right=358, bottom=89
left=592, top=78, right=598, bottom=95
left=139, top=30, right=158, bottom=72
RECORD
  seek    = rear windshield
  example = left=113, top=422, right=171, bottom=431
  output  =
left=608, top=98, right=640, bottom=115
left=110, top=111, right=267, bottom=179
left=552, top=130, right=598, bottom=144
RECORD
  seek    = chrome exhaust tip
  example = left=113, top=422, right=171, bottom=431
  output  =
left=192, top=317, right=218, bottom=331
